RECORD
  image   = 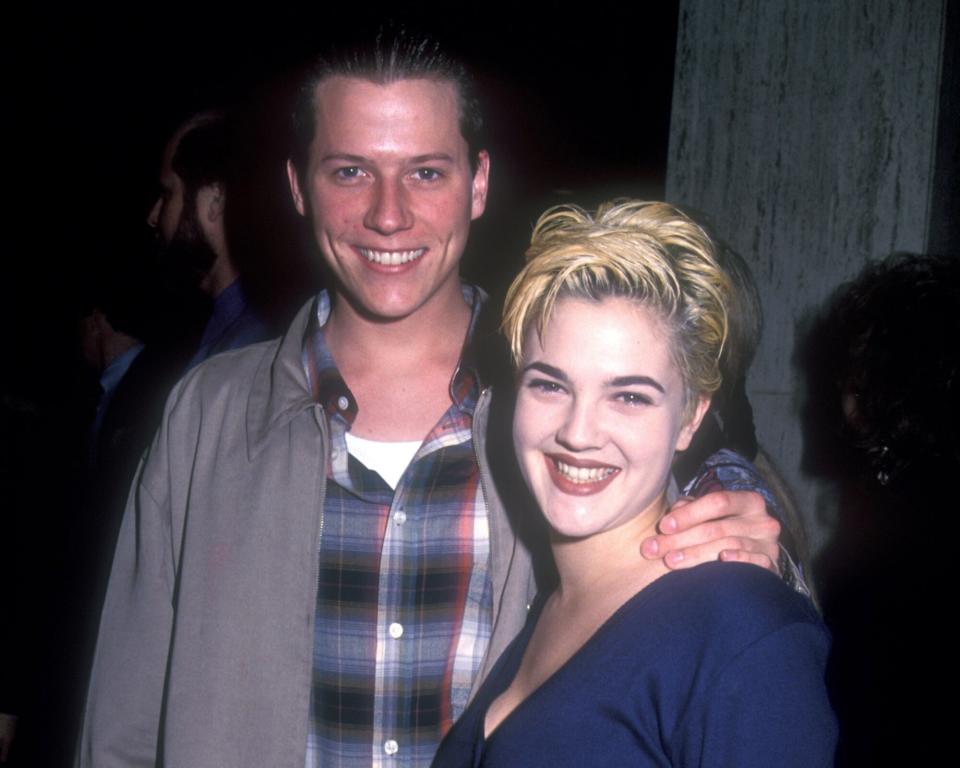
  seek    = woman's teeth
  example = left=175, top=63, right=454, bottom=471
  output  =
left=554, top=460, right=617, bottom=484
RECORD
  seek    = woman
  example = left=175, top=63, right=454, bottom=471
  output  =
left=433, top=201, right=836, bottom=767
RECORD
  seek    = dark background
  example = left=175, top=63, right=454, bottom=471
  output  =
left=7, top=6, right=952, bottom=765
left=5, top=7, right=680, bottom=762
left=8, top=4, right=680, bottom=396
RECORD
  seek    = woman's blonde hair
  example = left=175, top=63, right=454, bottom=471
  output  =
left=502, top=200, right=732, bottom=412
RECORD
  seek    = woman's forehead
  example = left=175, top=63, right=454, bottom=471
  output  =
left=524, top=298, right=679, bottom=381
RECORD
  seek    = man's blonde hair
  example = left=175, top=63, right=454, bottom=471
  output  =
left=502, top=200, right=732, bottom=410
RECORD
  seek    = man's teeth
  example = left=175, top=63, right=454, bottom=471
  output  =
left=359, top=248, right=425, bottom=265
left=555, top=460, right=617, bottom=484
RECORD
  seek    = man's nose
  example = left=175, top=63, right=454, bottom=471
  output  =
left=363, top=178, right=414, bottom=235
left=556, top=398, right=604, bottom=451
left=146, top=197, right=162, bottom=229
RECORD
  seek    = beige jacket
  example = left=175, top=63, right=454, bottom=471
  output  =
left=75, top=299, right=537, bottom=768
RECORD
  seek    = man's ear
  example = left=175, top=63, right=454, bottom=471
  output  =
left=201, top=182, right=226, bottom=223
left=675, top=395, right=712, bottom=452
left=470, top=150, right=490, bottom=221
left=194, top=185, right=227, bottom=254
left=287, top=159, right=306, bottom=216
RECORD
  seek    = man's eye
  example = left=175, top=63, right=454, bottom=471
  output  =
left=413, top=168, right=442, bottom=181
left=616, top=392, right=652, bottom=407
left=334, top=166, right=363, bottom=180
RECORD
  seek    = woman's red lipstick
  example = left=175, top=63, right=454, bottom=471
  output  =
left=543, top=453, right=620, bottom=496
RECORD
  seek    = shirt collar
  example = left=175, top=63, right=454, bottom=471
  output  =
left=302, top=284, right=488, bottom=427
left=198, top=279, right=247, bottom=347
left=99, top=342, right=145, bottom=395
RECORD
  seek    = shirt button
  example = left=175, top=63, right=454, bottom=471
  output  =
left=336, top=395, right=350, bottom=411
left=389, top=622, right=404, bottom=639
left=393, top=509, right=407, bottom=524
left=384, top=739, right=399, bottom=756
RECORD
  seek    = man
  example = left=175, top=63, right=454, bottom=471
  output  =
left=77, top=30, right=783, bottom=768
left=148, top=111, right=269, bottom=368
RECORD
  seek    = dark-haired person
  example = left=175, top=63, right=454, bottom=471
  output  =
left=147, top=111, right=269, bottom=368
left=77, top=29, right=787, bottom=768
left=801, top=253, right=960, bottom=766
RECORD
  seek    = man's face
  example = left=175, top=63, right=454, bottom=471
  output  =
left=288, top=76, right=490, bottom=322
left=147, top=131, right=217, bottom=291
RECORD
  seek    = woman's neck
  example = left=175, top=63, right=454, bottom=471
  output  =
left=482, top=494, right=673, bottom=741
left=549, top=496, right=670, bottom=609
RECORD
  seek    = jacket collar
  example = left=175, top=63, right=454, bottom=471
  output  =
left=244, top=284, right=516, bottom=460
left=246, top=298, right=319, bottom=459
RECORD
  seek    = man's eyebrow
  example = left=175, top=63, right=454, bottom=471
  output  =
left=319, top=153, right=367, bottom=164
left=409, top=153, right=455, bottom=164
left=608, top=375, right=665, bottom=393
left=521, top=362, right=568, bottom=382
left=318, top=153, right=457, bottom=165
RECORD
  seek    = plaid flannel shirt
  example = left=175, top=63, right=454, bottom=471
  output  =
left=303, top=286, right=493, bottom=768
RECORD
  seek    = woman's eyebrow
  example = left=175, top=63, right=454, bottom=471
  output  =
left=521, top=361, right=567, bottom=382
left=607, top=375, right=665, bottom=393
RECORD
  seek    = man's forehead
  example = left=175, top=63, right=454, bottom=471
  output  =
left=314, top=75, right=466, bottom=154
left=313, top=74, right=458, bottom=106
left=310, top=75, right=463, bottom=140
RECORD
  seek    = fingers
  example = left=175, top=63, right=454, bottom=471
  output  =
left=640, top=490, right=782, bottom=571
left=661, top=490, right=766, bottom=533
left=719, top=548, right=779, bottom=573
left=647, top=536, right=774, bottom=570
left=644, top=516, right=781, bottom=559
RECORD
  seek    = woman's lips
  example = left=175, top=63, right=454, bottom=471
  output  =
left=543, top=453, right=620, bottom=496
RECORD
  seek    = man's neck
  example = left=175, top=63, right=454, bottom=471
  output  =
left=323, top=283, right=473, bottom=441
left=202, top=253, right=240, bottom=299
left=324, top=283, right=472, bottom=374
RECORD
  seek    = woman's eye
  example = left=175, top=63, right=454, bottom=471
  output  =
left=527, top=378, right=564, bottom=395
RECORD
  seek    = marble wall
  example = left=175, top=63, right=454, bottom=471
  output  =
left=666, top=0, right=949, bottom=554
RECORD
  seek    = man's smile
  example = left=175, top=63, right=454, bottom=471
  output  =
left=357, top=247, right=426, bottom=266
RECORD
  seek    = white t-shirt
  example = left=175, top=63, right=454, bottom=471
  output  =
left=344, top=432, right=423, bottom=490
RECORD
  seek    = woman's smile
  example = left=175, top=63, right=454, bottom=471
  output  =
left=544, top=453, right=620, bottom=495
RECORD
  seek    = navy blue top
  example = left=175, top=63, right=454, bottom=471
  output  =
left=432, top=563, right=836, bottom=767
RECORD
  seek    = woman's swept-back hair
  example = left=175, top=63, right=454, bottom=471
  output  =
left=502, top=200, right=732, bottom=412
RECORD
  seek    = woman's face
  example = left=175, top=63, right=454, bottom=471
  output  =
left=513, top=297, right=708, bottom=539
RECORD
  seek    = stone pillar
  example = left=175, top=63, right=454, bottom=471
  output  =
left=666, top=0, right=950, bottom=554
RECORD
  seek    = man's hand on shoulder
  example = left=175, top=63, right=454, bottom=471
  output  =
left=640, top=491, right=781, bottom=573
